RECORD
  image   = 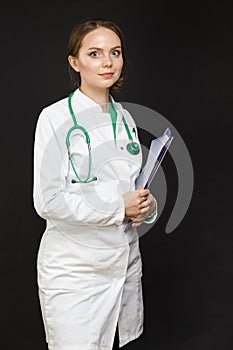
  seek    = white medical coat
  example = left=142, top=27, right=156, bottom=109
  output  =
left=33, top=89, right=150, bottom=350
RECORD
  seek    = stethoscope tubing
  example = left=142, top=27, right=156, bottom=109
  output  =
left=66, top=91, right=140, bottom=184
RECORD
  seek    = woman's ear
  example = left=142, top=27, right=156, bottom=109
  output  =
left=68, top=55, right=79, bottom=72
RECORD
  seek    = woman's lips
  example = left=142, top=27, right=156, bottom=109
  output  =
left=99, top=73, right=114, bottom=78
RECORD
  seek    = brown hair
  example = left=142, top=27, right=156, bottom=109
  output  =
left=67, top=17, right=126, bottom=91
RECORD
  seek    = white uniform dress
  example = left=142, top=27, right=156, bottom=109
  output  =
left=33, top=88, right=155, bottom=350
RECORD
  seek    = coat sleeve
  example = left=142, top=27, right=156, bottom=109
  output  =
left=33, top=109, right=125, bottom=226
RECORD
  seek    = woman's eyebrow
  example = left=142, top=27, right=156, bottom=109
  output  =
left=87, top=45, right=122, bottom=51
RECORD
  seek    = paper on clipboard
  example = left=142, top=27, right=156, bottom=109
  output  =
left=124, top=127, right=173, bottom=232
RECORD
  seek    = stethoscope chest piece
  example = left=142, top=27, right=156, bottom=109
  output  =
left=126, top=141, right=140, bottom=155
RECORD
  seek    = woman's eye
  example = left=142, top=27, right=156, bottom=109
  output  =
left=90, top=51, right=100, bottom=57
left=111, top=50, right=121, bottom=56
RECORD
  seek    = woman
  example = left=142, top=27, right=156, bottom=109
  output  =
left=33, top=17, right=157, bottom=350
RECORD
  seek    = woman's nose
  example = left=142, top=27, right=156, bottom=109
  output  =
left=102, top=54, right=112, bottom=67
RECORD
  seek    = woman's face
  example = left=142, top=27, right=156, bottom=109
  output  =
left=70, top=27, right=123, bottom=92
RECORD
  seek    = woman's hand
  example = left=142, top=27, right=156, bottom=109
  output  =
left=122, top=186, right=156, bottom=227
left=122, top=186, right=150, bottom=221
left=131, top=193, right=156, bottom=227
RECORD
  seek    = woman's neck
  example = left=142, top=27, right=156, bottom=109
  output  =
left=79, top=86, right=110, bottom=111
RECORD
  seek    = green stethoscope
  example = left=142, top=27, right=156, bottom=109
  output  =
left=66, top=91, right=140, bottom=184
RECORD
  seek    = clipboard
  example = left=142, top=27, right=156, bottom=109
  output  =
left=124, top=127, right=173, bottom=232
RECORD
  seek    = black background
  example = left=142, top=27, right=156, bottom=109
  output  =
left=0, top=1, right=232, bottom=349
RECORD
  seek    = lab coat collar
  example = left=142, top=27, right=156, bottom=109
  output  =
left=109, top=95, right=123, bottom=115
left=72, top=88, right=123, bottom=119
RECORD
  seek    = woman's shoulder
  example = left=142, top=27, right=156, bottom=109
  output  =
left=37, top=95, right=70, bottom=124
left=34, top=95, right=71, bottom=134
left=41, top=95, right=68, bottom=115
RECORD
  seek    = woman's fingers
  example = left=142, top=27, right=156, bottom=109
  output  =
left=132, top=222, right=141, bottom=227
left=139, top=200, right=149, bottom=208
left=132, top=208, right=150, bottom=222
left=123, top=188, right=153, bottom=219
left=127, top=193, right=157, bottom=227
left=140, top=206, right=150, bottom=214
left=137, top=189, right=150, bottom=206
left=139, top=194, right=155, bottom=209
left=137, top=188, right=150, bottom=197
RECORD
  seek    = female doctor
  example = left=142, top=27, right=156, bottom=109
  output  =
left=33, top=18, right=157, bottom=350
